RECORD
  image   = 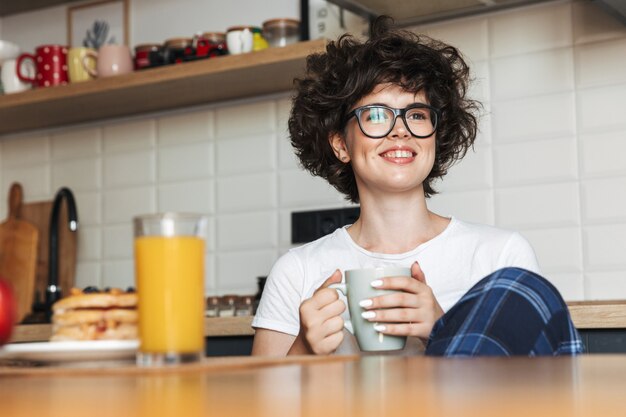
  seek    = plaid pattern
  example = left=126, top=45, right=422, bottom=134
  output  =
left=425, top=267, right=584, bottom=357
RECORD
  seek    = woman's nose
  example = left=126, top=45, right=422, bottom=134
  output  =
left=389, top=116, right=411, bottom=139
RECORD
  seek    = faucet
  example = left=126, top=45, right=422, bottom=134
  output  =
left=45, top=187, right=78, bottom=313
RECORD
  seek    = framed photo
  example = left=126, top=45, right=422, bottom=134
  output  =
left=67, top=0, right=129, bottom=48
left=300, top=0, right=371, bottom=41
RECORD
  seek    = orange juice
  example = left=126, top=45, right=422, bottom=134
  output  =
left=135, top=236, right=205, bottom=354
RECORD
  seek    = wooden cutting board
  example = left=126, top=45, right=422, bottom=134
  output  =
left=0, top=183, right=39, bottom=323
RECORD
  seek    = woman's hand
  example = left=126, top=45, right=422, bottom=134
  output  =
left=360, top=261, right=443, bottom=341
left=288, top=270, right=346, bottom=355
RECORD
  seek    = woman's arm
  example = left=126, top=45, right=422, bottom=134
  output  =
left=251, top=328, right=296, bottom=356
left=252, top=270, right=346, bottom=356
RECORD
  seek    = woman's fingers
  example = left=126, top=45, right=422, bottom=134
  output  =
left=373, top=322, right=433, bottom=337
left=361, top=289, right=426, bottom=309
left=362, top=307, right=425, bottom=323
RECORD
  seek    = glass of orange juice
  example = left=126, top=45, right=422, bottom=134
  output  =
left=133, top=212, right=207, bottom=366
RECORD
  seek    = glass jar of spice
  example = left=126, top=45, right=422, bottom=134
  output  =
left=163, top=37, right=192, bottom=64
left=262, top=18, right=300, bottom=48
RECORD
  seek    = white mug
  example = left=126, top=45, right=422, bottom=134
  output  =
left=330, top=267, right=410, bottom=352
left=226, top=27, right=254, bottom=55
left=1, top=58, right=33, bottom=94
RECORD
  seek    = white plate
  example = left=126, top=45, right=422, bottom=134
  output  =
left=0, top=340, right=139, bottom=363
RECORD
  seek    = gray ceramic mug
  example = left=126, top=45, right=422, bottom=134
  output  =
left=330, top=267, right=410, bottom=352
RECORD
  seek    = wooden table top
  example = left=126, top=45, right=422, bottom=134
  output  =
left=1, top=354, right=625, bottom=417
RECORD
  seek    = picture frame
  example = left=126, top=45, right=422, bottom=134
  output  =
left=300, top=0, right=372, bottom=41
left=67, top=0, right=129, bottom=48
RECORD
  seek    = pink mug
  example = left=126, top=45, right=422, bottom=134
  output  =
left=17, top=44, right=69, bottom=88
left=84, top=44, right=133, bottom=77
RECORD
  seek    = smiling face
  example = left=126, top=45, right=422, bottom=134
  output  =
left=330, top=83, right=437, bottom=201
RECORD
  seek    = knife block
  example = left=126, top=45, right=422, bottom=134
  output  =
left=20, top=199, right=77, bottom=311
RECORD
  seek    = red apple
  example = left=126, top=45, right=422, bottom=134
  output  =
left=0, top=278, right=17, bottom=345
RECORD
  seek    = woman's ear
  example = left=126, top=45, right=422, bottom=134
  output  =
left=329, top=133, right=351, bottom=163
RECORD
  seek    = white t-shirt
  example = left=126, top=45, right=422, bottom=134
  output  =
left=252, top=217, right=540, bottom=355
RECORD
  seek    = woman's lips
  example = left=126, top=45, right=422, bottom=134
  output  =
left=380, top=149, right=416, bottom=164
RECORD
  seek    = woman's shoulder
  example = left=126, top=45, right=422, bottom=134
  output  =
left=450, top=217, right=520, bottom=240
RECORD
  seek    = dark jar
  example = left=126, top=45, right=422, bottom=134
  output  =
left=134, top=43, right=165, bottom=70
left=163, top=37, right=193, bottom=65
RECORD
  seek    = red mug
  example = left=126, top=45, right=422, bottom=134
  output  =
left=17, top=45, right=69, bottom=88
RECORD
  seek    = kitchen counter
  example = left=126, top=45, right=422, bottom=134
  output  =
left=10, top=316, right=254, bottom=343
left=1, top=354, right=626, bottom=417
left=10, top=300, right=626, bottom=344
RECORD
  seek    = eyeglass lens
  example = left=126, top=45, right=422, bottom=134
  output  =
left=357, top=106, right=437, bottom=138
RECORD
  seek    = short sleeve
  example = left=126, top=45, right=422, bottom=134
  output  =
left=497, top=232, right=541, bottom=275
left=251, top=251, right=304, bottom=336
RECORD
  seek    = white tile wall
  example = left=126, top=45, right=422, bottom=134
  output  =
left=490, top=48, right=574, bottom=101
left=157, top=110, right=213, bottom=146
left=488, top=2, right=572, bottom=57
left=1, top=0, right=625, bottom=300
left=216, top=173, right=277, bottom=213
left=103, top=119, right=156, bottom=153
left=428, top=189, right=495, bottom=225
left=216, top=134, right=276, bottom=175
left=584, top=224, right=626, bottom=270
left=158, top=142, right=214, bottom=181
left=493, top=137, right=578, bottom=186
left=580, top=130, right=626, bottom=177
left=104, top=151, right=155, bottom=187
left=495, top=182, right=580, bottom=229
left=50, top=127, right=101, bottom=160
left=582, top=177, right=626, bottom=223
left=157, top=180, right=214, bottom=215
left=491, top=92, right=576, bottom=143
left=578, top=84, right=626, bottom=132
left=52, top=157, right=101, bottom=192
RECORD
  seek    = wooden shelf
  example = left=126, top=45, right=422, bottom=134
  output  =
left=0, top=39, right=326, bottom=136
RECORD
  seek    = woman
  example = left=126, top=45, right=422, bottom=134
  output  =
left=251, top=18, right=582, bottom=357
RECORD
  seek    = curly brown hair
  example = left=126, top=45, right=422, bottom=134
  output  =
left=288, top=18, right=480, bottom=203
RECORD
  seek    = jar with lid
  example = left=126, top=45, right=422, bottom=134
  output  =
left=226, top=26, right=254, bottom=55
left=134, top=43, right=164, bottom=70
left=251, top=27, right=269, bottom=51
left=205, top=296, right=220, bottom=317
left=163, top=37, right=193, bottom=64
left=262, top=18, right=300, bottom=48
left=218, top=295, right=238, bottom=317
left=235, top=295, right=255, bottom=316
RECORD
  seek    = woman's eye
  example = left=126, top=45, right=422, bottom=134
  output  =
left=365, top=109, right=389, bottom=124
left=407, top=111, right=428, bottom=121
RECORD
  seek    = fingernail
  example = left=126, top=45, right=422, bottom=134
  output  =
left=361, top=311, right=376, bottom=319
left=359, top=299, right=373, bottom=308
left=371, top=280, right=383, bottom=288
left=374, top=324, right=386, bottom=332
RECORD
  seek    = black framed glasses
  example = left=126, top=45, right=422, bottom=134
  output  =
left=345, top=103, right=441, bottom=139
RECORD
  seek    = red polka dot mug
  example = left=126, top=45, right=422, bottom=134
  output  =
left=16, top=44, right=69, bottom=88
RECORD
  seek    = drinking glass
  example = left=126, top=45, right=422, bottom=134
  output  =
left=133, top=213, right=207, bottom=366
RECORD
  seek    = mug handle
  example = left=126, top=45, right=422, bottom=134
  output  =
left=83, top=50, right=99, bottom=78
left=16, top=53, right=36, bottom=83
left=328, top=283, right=353, bottom=333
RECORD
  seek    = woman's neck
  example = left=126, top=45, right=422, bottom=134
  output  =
left=347, top=190, right=450, bottom=254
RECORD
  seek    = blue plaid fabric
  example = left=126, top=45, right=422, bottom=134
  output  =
left=425, top=267, right=584, bottom=357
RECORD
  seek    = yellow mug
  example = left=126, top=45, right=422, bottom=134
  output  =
left=68, top=47, right=96, bottom=83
